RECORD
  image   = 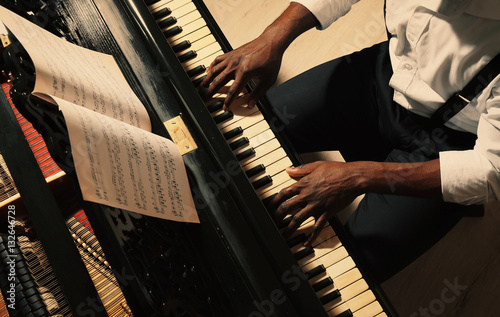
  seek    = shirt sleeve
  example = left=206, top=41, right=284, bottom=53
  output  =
left=291, top=0, right=360, bottom=30
left=439, top=81, right=500, bottom=205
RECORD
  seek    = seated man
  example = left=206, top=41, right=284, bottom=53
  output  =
left=200, top=0, right=500, bottom=282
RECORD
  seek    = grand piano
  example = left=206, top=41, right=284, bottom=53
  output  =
left=0, top=0, right=397, bottom=316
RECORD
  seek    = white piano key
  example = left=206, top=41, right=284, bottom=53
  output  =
left=353, top=301, right=384, bottom=317
left=255, top=169, right=293, bottom=195
left=326, top=303, right=352, bottom=317
left=183, top=42, right=222, bottom=67
left=238, top=138, right=281, bottom=166
left=174, top=7, right=201, bottom=26
left=243, top=148, right=288, bottom=173
left=168, top=18, right=206, bottom=42
left=170, top=1, right=197, bottom=18
left=170, top=26, right=212, bottom=46
left=248, top=157, right=293, bottom=183
left=308, top=257, right=357, bottom=287
left=220, top=112, right=265, bottom=135
left=295, top=236, right=342, bottom=266
left=177, top=34, right=217, bottom=58
left=344, top=290, right=377, bottom=313
left=259, top=178, right=296, bottom=201
left=332, top=267, right=363, bottom=290
left=164, top=0, right=191, bottom=11
left=323, top=281, right=371, bottom=312
left=217, top=106, right=260, bottom=129
left=301, top=246, right=350, bottom=272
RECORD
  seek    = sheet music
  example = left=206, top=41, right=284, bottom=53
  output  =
left=56, top=96, right=199, bottom=223
left=0, top=6, right=151, bottom=131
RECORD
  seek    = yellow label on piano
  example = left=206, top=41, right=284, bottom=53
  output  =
left=164, top=116, right=197, bottom=155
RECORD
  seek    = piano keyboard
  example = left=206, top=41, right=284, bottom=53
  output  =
left=146, top=1, right=388, bottom=316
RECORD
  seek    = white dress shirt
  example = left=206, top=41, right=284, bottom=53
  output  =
left=291, top=0, right=500, bottom=205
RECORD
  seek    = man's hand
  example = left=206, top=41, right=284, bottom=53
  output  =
left=200, top=35, right=283, bottom=111
left=199, top=2, right=319, bottom=110
left=267, top=159, right=443, bottom=246
left=267, top=161, right=363, bottom=246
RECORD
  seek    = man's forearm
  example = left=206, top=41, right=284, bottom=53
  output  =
left=260, top=3, right=319, bottom=54
left=353, top=159, right=443, bottom=200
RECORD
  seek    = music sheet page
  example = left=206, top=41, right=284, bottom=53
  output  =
left=56, top=96, right=199, bottom=223
left=0, top=6, right=151, bottom=131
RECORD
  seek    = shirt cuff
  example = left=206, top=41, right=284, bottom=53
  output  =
left=291, top=0, right=358, bottom=30
left=439, top=150, right=489, bottom=205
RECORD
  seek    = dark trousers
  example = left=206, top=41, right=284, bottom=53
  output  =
left=265, top=41, right=478, bottom=282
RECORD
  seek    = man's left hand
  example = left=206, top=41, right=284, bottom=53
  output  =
left=267, top=161, right=363, bottom=246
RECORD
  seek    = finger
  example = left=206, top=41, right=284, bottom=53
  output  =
left=223, top=76, right=248, bottom=111
left=266, top=183, right=300, bottom=213
left=281, top=205, right=314, bottom=239
left=247, top=78, right=274, bottom=108
left=205, top=70, right=234, bottom=98
left=273, top=195, right=305, bottom=224
left=207, top=54, right=226, bottom=74
left=286, top=162, right=319, bottom=178
left=201, top=60, right=226, bottom=88
left=304, top=213, right=329, bottom=247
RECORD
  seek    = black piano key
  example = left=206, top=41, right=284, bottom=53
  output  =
left=172, top=40, right=191, bottom=53
left=230, top=137, right=249, bottom=150
left=335, top=309, right=353, bottom=317
left=158, top=16, right=177, bottom=29
left=178, top=50, right=197, bottom=63
left=245, top=163, right=265, bottom=178
left=262, top=193, right=277, bottom=206
left=144, top=0, right=160, bottom=5
left=187, top=64, right=206, bottom=78
left=286, top=233, right=307, bottom=248
left=223, top=126, right=243, bottom=140
left=152, top=7, right=171, bottom=20
left=252, top=175, right=272, bottom=189
left=236, top=148, right=255, bottom=161
left=207, top=100, right=224, bottom=113
left=305, top=264, right=326, bottom=279
left=192, top=75, right=206, bottom=87
left=320, top=290, right=341, bottom=305
left=294, top=246, right=314, bottom=261
left=312, top=277, right=333, bottom=292
left=163, top=25, right=182, bottom=38
left=213, top=111, right=233, bottom=124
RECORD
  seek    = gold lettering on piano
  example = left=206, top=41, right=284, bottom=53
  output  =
left=164, top=116, right=198, bottom=155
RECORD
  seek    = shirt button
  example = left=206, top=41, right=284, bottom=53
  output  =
left=405, top=63, right=413, bottom=71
